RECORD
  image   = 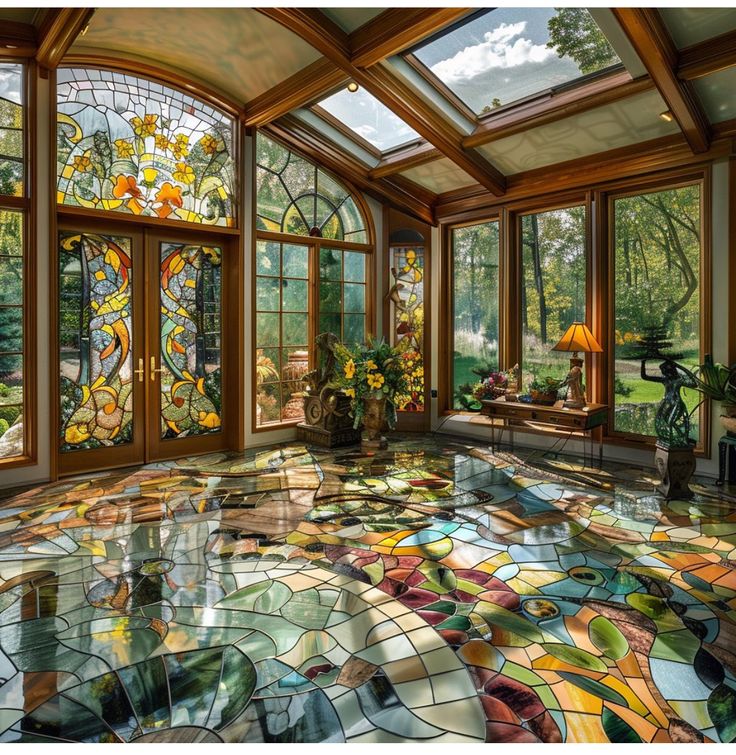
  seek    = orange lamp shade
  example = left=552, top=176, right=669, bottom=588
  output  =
left=552, top=322, right=603, bottom=353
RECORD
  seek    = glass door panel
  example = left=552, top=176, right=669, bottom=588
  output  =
left=58, top=228, right=145, bottom=474
left=147, top=235, right=227, bottom=460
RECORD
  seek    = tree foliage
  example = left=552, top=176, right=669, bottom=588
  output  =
left=547, top=8, right=620, bottom=74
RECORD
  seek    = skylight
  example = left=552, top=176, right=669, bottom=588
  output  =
left=317, top=88, right=421, bottom=152
left=412, top=8, right=621, bottom=115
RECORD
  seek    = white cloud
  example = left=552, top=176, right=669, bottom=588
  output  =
left=353, top=124, right=377, bottom=138
left=0, top=67, right=21, bottom=104
left=431, top=21, right=556, bottom=84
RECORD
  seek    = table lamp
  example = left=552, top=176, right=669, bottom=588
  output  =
left=552, top=322, right=603, bottom=408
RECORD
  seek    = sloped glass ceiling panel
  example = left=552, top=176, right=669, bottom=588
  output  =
left=413, top=8, right=621, bottom=115
left=659, top=7, right=736, bottom=48
left=317, top=89, right=420, bottom=152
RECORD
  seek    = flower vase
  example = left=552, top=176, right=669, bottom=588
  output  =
left=361, top=395, right=388, bottom=451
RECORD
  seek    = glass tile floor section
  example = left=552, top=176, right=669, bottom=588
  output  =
left=1, top=435, right=735, bottom=743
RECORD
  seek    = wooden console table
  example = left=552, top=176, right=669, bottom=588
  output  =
left=480, top=398, right=608, bottom=467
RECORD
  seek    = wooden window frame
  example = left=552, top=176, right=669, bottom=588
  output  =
left=602, top=169, right=711, bottom=454
left=439, top=168, right=712, bottom=455
left=0, top=59, right=36, bottom=471
left=252, top=134, right=376, bottom=434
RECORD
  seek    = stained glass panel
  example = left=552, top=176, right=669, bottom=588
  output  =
left=256, top=133, right=367, bottom=243
left=59, top=232, right=134, bottom=451
left=390, top=246, right=425, bottom=412
left=160, top=243, right=222, bottom=439
left=56, top=68, right=236, bottom=227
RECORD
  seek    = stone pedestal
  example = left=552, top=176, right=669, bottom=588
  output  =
left=654, top=441, right=696, bottom=499
left=296, top=422, right=360, bottom=448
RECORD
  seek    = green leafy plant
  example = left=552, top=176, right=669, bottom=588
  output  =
left=528, top=376, right=564, bottom=393
left=692, top=354, right=736, bottom=408
left=329, top=337, right=408, bottom=430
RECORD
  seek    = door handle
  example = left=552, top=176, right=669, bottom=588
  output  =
left=134, top=358, right=145, bottom=383
left=150, top=356, right=163, bottom=381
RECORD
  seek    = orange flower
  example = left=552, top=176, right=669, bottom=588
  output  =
left=171, top=134, right=189, bottom=159
left=154, top=134, right=170, bottom=151
left=112, top=174, right=143, bottom=200
left=154, top=182, right=183, bottom=218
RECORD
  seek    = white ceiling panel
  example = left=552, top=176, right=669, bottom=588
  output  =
left=320, top=8, right=384, bottom=33
left=477, top=89, right=678, bottom=175
left=660, top=8, right=736, bottom=48
left=694, top=67, right=736, bottom=124
left=401, top=158, right=474, bottom=193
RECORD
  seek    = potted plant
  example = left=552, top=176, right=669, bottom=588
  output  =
left=472, top=370, right=510, bottom=402
left=693, top=354, right=736, bottom=436
left=255, top=349, right=279, bottom=425
left=528, top=376, right=564, bottom=406
left=330, top=337, right=408, bottom=450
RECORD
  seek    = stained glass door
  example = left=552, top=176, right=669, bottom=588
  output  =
left=146, top=232, right=227, bottom=460
left=58, top=227, right=146, bottom=474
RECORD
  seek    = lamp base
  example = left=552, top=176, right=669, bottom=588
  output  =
left=563, top=398, right=586, bottom=409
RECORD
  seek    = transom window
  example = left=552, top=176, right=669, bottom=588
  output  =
left=411, top=8, right=621, bottom=115
left=56, top=68, right=236, bottom=227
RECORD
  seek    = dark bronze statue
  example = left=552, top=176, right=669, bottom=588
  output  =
left=297, top=333, right=361, bottom=447
left=640, top=358, right=697, bottom=449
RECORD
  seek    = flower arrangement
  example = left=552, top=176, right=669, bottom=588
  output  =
left=472, top=370, right=510, bottom=401
left=330, top=338, right=408, bottom=429
left=528, top=376, right=565, bottom=405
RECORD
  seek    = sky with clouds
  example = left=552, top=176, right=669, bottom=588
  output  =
left=0, top=64, right=22, bottom=105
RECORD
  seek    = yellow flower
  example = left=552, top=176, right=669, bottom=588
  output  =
left=131, top=114, right=158, bottom=137
left=365, top=359, right=378, bottom=371
left=200, top=134, right=220, bottom=155
left=344, top=359, right=356, bottom=379
left=142, top=167, right=159, bottom=185
left=343, top=387, right=355, bottom=398
left=155, top=134, right=170, bottom=151
left=197, top=410, right=221, bottom=429
left=173, top=162, right=195, bottom=184
left=171, top=134, right=189, bottom=158
left=114, top=139, right=134, bottom=158
left=367, top=372, right=385, bottom=390
left=73, top=154, right=92, bottom=172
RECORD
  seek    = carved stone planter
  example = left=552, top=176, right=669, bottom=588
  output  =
left=654, top=441, right=696, bottom=500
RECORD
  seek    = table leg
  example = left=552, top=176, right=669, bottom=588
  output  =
left=717, top=439, right=726, bottom=486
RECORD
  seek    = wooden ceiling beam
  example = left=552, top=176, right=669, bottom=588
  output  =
left=369, top=142, right=442, bottom=179
left=435, top=132, right=729, bottom=219
left=36, top=8, right=95, bottom=72
left=0, top=22, right=37, bottom=58
left=464, top=72, right=653, bottom=149
left=612, top=8, right=710, bottom=153
left=266, top=115, right=436, bottom=225
left=244, top=58, right=347, bottom=127
left=678, top=29, right=736, bottom=81
left=257, top=8, right=507, bottom=196
left=350, top=9, right=471, bottom=68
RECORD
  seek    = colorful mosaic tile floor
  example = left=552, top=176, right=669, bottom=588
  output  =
left=1, top=436, right=736, bottom=743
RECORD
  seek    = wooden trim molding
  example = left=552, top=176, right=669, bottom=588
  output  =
left=678, top=29, right=736, bottom=81
left=37, top=8, right=95, bottom=73
left=435, top=133, right=731, bottom=220
left=369, top=142, right=442, bottom=179
left=350, top=9, right=471, bottom=68
left=0, top=21, right=37, bottom=58
left=730, top=156, right=736, bottom=365
left=463, top=72, right=652, bottom=148
left=612, top=8, right=710, bottom=154
left=244, top=57, right=347, bottom=127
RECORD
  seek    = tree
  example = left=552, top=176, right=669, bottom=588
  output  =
left=547, top=8, right=620, bottom=74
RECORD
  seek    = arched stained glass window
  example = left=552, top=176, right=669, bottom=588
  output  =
left=256, top=133, right=367, bottom=243
left=56, top=68, right=236, bottom=227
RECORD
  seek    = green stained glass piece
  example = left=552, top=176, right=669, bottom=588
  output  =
left=601, top=707, right=641, bottom=743
left=707, top=684, right=736, bottom=744
left=541, top=643, right=608, bottom=673
left=558, top=671, right=627, bottom=707
left=588, top=615, right=629, bottom=660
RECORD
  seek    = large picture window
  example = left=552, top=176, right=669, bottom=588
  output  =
left=254, top=134, right=372, bottom=429
left=450, top=220, right=500, bottom=410
left=612, top=183, right=703, bottom=440
left=56, top=68, right=236, bottom=227
left=520, top=205, right=587, bottom=384
left=0, top=62, right=27, bottom=462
